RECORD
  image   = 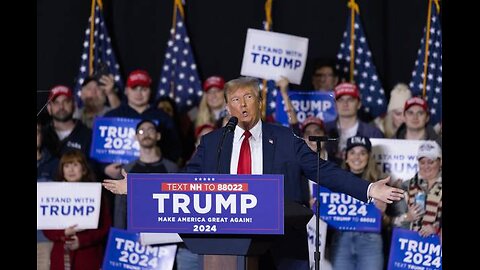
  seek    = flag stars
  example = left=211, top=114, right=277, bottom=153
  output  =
left=189, top=76, right=195, bottom=82
left=159, top=89, right=166, bottom=95
left=184, top=37, right=190, bottom=43
left=183, top=49, right=189, bottom=55
left=82, top=53, right=88, bottom=60
left=188, top=88, right=194, bottom=94
left=114, top=75, right=120, bottom=81
left=377, top=99, right=383, bottom=105
left=177, top=21, right=183, bottom=28
left=369, top=85, right=375, bottom=91
left=179, top=73, right=185, bottom=79
left=175, top=34, right=181, bottom=40
left=181, top=61, right=187, bottom=67
left=362, top=72, right=368, bottom=78
left=186, top=100, right=192, bottom=106
left=177, top=85, right=183, bottom=91
left=163, top=65, right=169, bottom=71
left=270, top=101, right=276, bottom=108
left=191, top=64, right=196, bottom=70
left=359, top=83, right=365, bottom=89
left=80, top=66, right=86, bottom=72
left=168, top=40, right=174, bottom=47
left=173, top=46, right=179, bottom=52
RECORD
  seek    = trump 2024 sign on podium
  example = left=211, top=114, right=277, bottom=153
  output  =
left=127, top=173, right=284, bottom=235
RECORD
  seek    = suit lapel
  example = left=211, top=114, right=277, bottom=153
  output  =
left=262, top=123, right=275, bottom=174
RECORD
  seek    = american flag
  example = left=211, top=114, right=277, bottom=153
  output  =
left=336, top=9, right=387, bottom=118
left=261, top=79, right=278, bottom=117
left=409, top=1, right=442, bottom=126
left=74, top=0, right=124, bottom=106
left=156, top=7, right=202, bottom=113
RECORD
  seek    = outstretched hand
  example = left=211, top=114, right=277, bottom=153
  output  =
left=369, top=176, right=404, bottom=203
left=102, top=169, right=128, bottom=195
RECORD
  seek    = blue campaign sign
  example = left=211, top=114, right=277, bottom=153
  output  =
left=275, top=91, right=337, bottom=126
left=316, top=186, right=381, bottom=232
left=128, top=173, right=284, bottom=235
left=90, top=117, right=142, bottom=164
left=388, top=228, right=442, bottom=270
left=102, top=228, right=177, bottom=270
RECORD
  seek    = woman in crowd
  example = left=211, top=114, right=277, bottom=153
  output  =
left=330, top=136, right=386, bottom=270
left=44, top=150, right=111, bottom=270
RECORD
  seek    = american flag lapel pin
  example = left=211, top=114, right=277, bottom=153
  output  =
left=268, top=139, right=274, bottom=144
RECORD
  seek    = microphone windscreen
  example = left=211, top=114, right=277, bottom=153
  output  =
left=225, top=116, right=238, bottom=132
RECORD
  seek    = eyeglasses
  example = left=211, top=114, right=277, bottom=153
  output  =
left=137, top=127, right=156, bottom=135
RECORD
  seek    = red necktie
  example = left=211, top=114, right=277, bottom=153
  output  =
left=237, top=130, right=252, bottom=174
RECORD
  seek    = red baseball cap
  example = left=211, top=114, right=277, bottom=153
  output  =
left=127, top=70, right=152, bottom=88
left=203, top=76, right=225, bottom=92
left=301, top=116, right=325, bottom=133
left=334, top=82, right=360, bottom=100
left=404, top=97, right=428, bottom=112
left=49, top=85, right=73, bottom=101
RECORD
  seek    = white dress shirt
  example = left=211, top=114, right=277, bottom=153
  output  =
left=230, top=120, right=263, bottom=174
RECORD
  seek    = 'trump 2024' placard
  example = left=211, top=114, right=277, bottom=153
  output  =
left=128, top=174, right=284, bottom=235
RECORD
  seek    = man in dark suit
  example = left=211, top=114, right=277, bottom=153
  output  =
left=185, top=76, right=404, bottom=269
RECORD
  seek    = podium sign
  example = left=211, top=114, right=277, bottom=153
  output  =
left=128, top=173, right=284, bottom=235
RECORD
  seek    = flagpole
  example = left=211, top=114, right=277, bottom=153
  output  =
left=261, top=0, right=273, bottom=121
left=88, top=0, right=97, bottom=75
left=169, top=0, right=185, bottom=99
left=422, top=0, right=440, bottom=98
left=348, top=0, right=359, bottom=83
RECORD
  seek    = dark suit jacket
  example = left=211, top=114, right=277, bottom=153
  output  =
left=186, top=121, right=370, bottom=204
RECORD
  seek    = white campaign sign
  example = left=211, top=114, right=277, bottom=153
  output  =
left=241, top=28, right=309, bottom=84
left=37, top=182, right=102, bottom=230
left=370, top=139, right=425, bottom=182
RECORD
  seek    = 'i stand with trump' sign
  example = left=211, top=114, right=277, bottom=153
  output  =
left=241, top=28, right=308, bottom=85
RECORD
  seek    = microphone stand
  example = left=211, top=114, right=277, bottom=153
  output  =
left=216, top=117, right=237, bottom=173
left=308, top=136, right=336, bottom=270
left=216, top=128, right=229, bottom=173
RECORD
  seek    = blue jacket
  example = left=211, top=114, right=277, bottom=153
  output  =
left=185, top=121, right=370, bottom=204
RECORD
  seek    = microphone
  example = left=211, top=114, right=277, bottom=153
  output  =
left=224, top=116, right=238, bottom=133
left=308, top=136, right=337, bottom=142
left=217, top=116, right=238, bottom=173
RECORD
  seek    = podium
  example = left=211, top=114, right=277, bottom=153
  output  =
left=180, top=201, right=313, bottom=270
left=127, top=173, right=313, bottom=270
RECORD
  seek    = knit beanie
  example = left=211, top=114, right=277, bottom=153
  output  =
left=387, top=83, right=412, bottom=112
